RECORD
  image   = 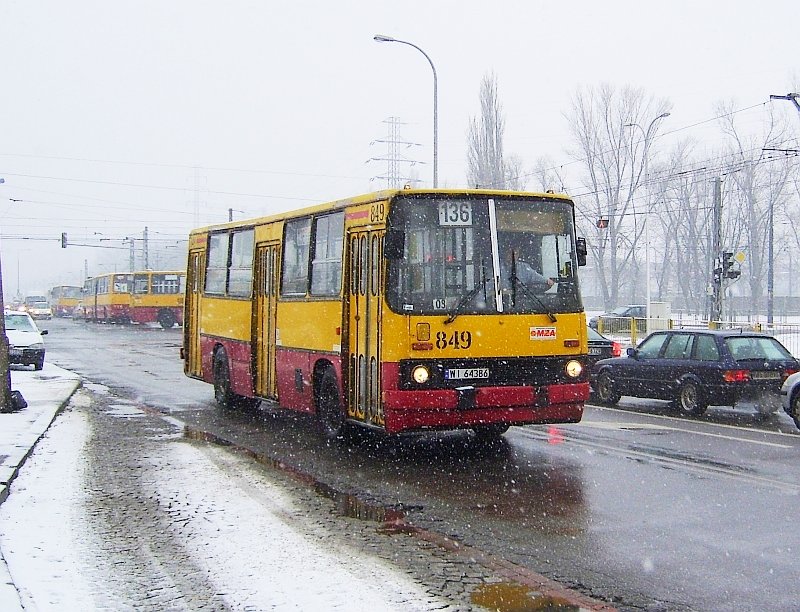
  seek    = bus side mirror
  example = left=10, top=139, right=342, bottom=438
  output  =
left=384, top=228, right=405, bottom=259
left=576, top=237, right=587, bottom=267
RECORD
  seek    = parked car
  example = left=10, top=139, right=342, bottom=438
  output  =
left=588, top=304, right=646, bottom=331
left=4, top=310, right=48, bottom=370
left=780, top=371, right=800, bottom=430
left=593, top=329, right=800, bottom=416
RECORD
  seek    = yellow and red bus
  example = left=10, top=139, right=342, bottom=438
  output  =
left=81, top=273, right=133, bottom=323
left=183, top=188, right=590, bottom=440
left=48, top=285, right=83, bottom=317
left=131, top=270, right=185, bottom=328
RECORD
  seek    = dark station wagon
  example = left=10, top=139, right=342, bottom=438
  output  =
left=593, top=329, right=800, bottom=416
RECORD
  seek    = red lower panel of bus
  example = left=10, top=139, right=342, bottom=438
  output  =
left=197, top=341, right=587, bottom=434
left=87, top=304, right=130, bottom=322
left=200, top=336, right=253, bottom=399
left=130, top=306, right=183, bottom=325
left=381, top=363, right=588, bottom=434
left=273, top=348, right=341, bottom=413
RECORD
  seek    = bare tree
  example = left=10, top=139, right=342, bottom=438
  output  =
left=715, top=100, right=793, bottom=316
left=467, top=72, right=525, bottom=190
left=564, top=84, right=671, bottom=309
left=659, top=141, right=714, bottom=315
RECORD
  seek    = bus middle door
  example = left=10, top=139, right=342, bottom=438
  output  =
left=253, top=243, right=279, bottom=400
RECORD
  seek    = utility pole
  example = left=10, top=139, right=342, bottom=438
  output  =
left=0, top=177, right=23, bottom=412
left=143, top=227, right=149, bottom=270
left=710, top=177, right=723, bottom=324
left=0, top=242, right=12, bottom=411
left=0, top=176, right=11, bottom=411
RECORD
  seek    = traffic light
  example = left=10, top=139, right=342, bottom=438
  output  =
left=721, top=251, right=741, bottom=279
left=722, top=252, right=733, bottom=273
left=61, top=232, right=67, bottom=248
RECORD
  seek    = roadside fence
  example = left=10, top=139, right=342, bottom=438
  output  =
left=594, top=316, right=800, bottom=358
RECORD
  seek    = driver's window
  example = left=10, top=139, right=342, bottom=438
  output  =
left=636, top=333, right=669, bottom=359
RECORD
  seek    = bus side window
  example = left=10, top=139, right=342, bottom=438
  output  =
left=228, top=229, right=254, bottom=297
left=311, top=212, right=344, bottom=296
left=281, top=218, right=312, bottom=296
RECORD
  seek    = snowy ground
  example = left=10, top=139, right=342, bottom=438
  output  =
left=0, top=385, right=454, bottom=611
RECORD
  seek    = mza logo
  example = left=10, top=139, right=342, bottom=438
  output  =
left=530, top=327, right=557, bottom=340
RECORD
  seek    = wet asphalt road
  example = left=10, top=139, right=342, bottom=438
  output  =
left=41, top=318, right=800, bottom=611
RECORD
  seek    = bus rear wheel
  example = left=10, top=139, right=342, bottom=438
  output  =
left=213, top=352, right=259, bottom=410
left=317, top=369, right=349, bottom=442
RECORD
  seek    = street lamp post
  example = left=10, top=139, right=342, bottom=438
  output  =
left=626, top=112, right=670, bottom=335
left=374, top=34, right=438, bottom=188
left=0, top=177, right=14, bottom=411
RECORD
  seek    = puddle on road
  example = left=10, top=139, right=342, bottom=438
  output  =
left=471, top=582, right=582, bottom=611
left=184, top=426, right=417, bottom=527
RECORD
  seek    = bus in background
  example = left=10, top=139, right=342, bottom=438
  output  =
left=47, top=285, right=83, bottom=318
left=131, top=270, right=185, bottom=328
left=81, top=273, right=133, bottom=324
left=183, top=189, right=589, bottom=441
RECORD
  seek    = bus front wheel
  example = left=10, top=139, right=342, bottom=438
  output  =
left=317, top=369, right=349, bottom=442
left=472, top=424, right=509, bottom=441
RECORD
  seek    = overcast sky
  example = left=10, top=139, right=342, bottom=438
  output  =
left=0, top=0, right=797, bottom=297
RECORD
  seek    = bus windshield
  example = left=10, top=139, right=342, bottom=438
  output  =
left=386, top=195, right=583, bottom=316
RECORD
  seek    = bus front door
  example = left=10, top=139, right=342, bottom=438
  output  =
left=254, top=243, right=279, bottom=400
left=346, top=230, right=383, bottom=427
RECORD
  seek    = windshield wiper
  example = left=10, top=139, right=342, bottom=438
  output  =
left=509, top=268, right=557, bottom=322
left=444, top=259, right=487, bottom=325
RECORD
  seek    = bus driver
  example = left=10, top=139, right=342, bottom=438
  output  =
left=499, top=241, right=554, bottom=291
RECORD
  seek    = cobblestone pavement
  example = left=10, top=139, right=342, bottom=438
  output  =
left=0, top=382, right=607, bottom=611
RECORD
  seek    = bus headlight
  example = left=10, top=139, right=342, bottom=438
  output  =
left=565, top=360, right=583, bottom=378
left=411, top=365, right=430, bottom=384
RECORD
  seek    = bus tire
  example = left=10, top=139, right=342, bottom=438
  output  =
left=158, top=309, right=176, bottom=329
left=213, top=353, right=235, bottom=408
left=316, top=369, right=349, bottom=442
left=472, top=424, right=509, bottom=440
left=213, top=351, right=259, bottom=410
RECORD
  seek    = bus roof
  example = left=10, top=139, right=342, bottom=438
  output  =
left=188, top=188, right=574, bottom=236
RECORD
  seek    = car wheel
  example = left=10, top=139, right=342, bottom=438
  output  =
left=675, top=380, right=707, bottom=416
left=316, top=369, right=349, bottom=442
left=595, top=371, right=621, bottom=405
left=34, top=356, right=44, bottom=371
left=791, top=393, right=800, bottom=431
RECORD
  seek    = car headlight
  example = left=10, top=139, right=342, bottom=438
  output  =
left=411, top=365, right=430, bottom=384
left=565, top=359, right=583, bottom=378
left=27, top=342, right=45, bottom=350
